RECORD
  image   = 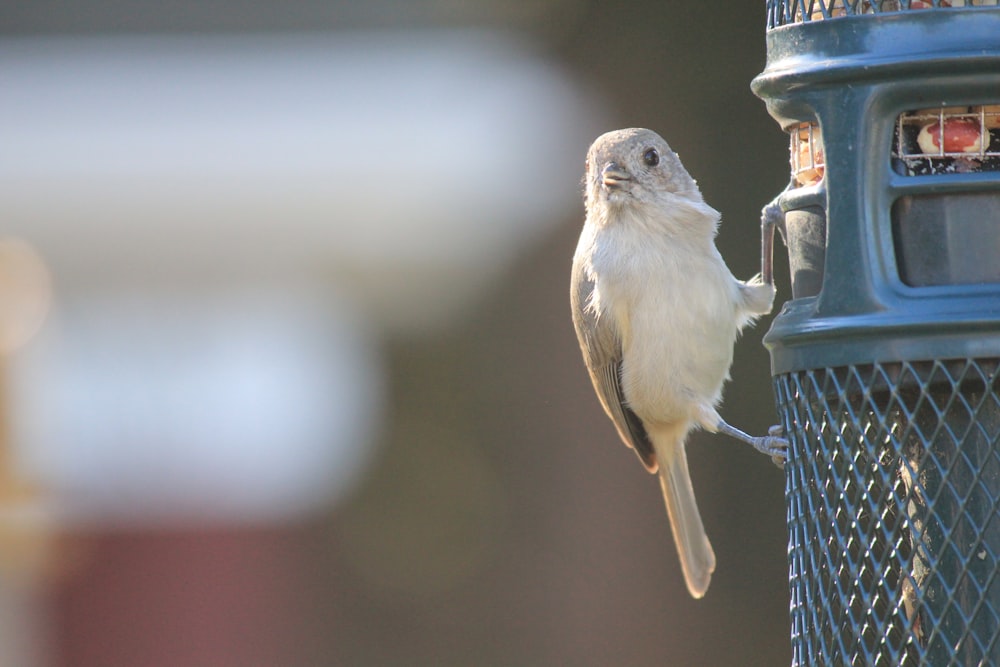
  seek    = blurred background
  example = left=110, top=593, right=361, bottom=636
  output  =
left=0, top=2, right=792, bottom=665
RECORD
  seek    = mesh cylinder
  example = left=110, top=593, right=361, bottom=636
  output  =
left=776, top=359, right=1000, bottom=665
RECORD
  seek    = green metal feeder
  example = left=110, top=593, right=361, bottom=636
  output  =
left=754, top=2, right=1000, bottom=664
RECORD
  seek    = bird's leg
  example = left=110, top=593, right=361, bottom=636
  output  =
left=695, top=405, right=788, bottom=467
left=760, top=192, right=787, bottom=288
left=716, top=420, right=788, bottom=467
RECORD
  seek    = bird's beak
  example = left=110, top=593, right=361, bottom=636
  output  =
left=601, top=162, right=631, bottom=188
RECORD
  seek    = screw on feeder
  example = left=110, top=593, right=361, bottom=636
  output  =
left=756, top=1, right=1000, bottom=665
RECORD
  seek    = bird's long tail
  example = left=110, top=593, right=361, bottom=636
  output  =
left=652, top=423, right=716, bottom=598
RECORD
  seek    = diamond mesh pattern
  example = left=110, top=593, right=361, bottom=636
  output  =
left=775, top=359, right=1000, bottom=666
left=766, top=0, right=999, bottom=29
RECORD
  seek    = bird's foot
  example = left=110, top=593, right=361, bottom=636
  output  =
left=764, top=424, right=788, bottom=469
left=716, top=420, right=788, bottom=468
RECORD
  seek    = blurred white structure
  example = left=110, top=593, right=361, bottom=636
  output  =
left=9, top=288, right=379, bottom=523
left=0, top=31, right=602, bottom=525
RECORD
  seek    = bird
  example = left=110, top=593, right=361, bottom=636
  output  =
left=570, top=127, right=786, bottom=598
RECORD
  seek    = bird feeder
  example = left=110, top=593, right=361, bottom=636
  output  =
left=754, top=2, right=1000, bottom=665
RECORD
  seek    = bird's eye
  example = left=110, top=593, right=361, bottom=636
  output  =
left=642, top=148, right=660, bottom=167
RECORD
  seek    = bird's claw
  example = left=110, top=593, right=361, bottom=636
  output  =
left=761, top=199, right=784, bottom=228
left=763, top=424, right=788, bottom=469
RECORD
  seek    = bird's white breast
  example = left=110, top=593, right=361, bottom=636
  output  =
left=589, top=208, right=741, bottom=424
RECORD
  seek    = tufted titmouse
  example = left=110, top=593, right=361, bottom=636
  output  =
left=570, top=128, right=786, bottom=598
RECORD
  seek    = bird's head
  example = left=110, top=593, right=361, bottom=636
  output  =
left=583, top=128, right=701, bottom=215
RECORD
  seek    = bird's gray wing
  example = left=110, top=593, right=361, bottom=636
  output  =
left=570, top=255, right=658, bottom=473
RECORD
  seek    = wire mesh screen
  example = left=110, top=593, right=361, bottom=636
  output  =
left=894, top=106, right=1000, bottom=176
left=790, top=122, right=825, bottom=187
left=767, top=0, right=999, bottom=29
left=775, top=358, right=1000, bottom=666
